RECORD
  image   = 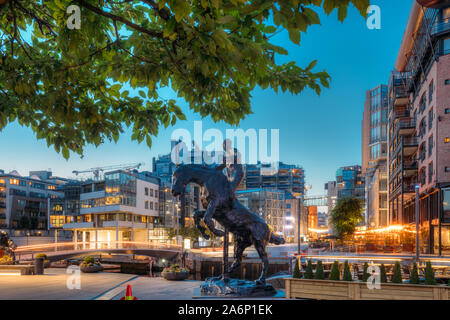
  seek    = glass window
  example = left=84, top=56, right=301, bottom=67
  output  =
left=428, top=162, right=433, bottom=184
left=443, top=188, right=450, bottom=220
left=444, top=38, right=450, bottom=55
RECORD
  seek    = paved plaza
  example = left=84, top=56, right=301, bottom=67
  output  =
left=0, top=268, right=204, bottom=300
left=0, top=268, right=287, bottom=300
left=0, top=268, right=136, bottom=300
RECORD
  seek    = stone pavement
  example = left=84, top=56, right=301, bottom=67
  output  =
left=107, top=277, right=202, bottom=300
left=0, top=268, right=136, bottom=300
left=0, top=268, right=284, bottom=300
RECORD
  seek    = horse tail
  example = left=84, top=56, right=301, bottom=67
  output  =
left=269, top=233, right=285, bottom=245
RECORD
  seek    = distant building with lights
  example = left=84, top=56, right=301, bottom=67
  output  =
left=236, top=189, right=303, bottom=242
left=53, top=170, right=160, bottom=246
left=0, top=170, right=65, bottom=230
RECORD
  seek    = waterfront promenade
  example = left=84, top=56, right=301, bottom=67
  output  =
left=0, top=268, right=203, bottom=300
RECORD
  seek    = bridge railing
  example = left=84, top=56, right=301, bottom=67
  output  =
left=14, top=241, right=182, bottom=260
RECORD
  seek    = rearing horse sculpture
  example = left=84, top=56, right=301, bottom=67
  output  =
left=171, top=164, right=285, bottom=284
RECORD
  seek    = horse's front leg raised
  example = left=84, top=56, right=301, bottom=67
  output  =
left=204, top=200, right=225, bottom=237
left=193, top=210, right=209, bottom=240
left=254, top=240, right=269, bottom=285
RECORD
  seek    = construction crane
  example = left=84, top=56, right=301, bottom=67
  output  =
left=72, top=163, right=144, bottom=179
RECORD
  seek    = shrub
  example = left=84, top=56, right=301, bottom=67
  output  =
left=342, top=261, right=352, bottom=281
left=424, top=261, right=436, bottom=285
left=391, top=261, right=403, bottom=284
left=0, top=255, right=13, bottom=265
left=35, top=253, right=48, bottom=259
left=409, top=263, right=420, bottom=285
left=329, top=261, right=340, bottom=281
left=304, top=259, right=313, bottom=279
left=84, top=256, right=95, bottom=265
left=293, top=258, right=301, bottom=279
left=380, top=264, right=387, bottom=283
left=315, top=260, right=325, bottom=280
left=447, top=279, right=450, bottom=287
left=163, top=265, right=187, bottom=273
left=361, top=262, right=370, bottom=282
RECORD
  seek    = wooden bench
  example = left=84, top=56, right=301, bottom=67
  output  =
left=0, top=265, right=35, bottom=275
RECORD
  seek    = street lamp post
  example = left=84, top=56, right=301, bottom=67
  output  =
left=415, top=184, right=420, bottom=262
left=297, top=198, right=302, bottom=255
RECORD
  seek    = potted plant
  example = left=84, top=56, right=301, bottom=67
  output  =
left=0, top=255, right=13, bottom=265
left=80, top=256, right=103, bottom=273
left=35, top=253, right=51, bottom=268
left=162, top=264, right=189, bottom=281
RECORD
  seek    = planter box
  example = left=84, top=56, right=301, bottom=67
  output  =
left=285, top=278, right=450, bottom=300
left=80, top=264, right=103, bottom=273
left=162, top=271, right=189, bottom=281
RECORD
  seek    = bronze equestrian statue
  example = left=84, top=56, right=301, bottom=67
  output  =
left=171, top=164, right=285, bottom=285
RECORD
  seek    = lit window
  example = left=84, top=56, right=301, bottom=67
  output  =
left=9, top=179, right=19, bottom=185
left=445, top=137, right=450, bottom=143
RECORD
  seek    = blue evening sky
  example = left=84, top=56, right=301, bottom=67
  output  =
left=0, top=0, right=412, bottom=194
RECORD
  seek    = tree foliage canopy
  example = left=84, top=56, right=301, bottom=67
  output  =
left=329, top=196, right=364, bottom=240
left=0, top=0, right=368, bottom=158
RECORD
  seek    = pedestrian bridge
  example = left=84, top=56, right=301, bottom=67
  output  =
left=13, top=241, right=182, bottom=262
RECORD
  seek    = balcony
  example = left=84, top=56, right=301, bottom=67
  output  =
left=63, top=222, right=94, bottom=229
left=431, top=18, right=450, bottom=37
left=403, top=137, right=419, bottom=157
left=393, top=109, right=410, bottom=119
left=398, top=120, right=416, bottom=136
left=403, top=160, right=418, bottom=177
left=393, top=88, right=409, bottom=106
left=403, top=184, right=416, bottom=194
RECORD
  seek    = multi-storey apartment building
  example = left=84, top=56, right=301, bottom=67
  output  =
left=0, top=170, right=64, bottom=230
left=388, top=1, right=450, bottom=255
left=58, top=170, right=160, bottom=246
left=244, top=162, right=305, bottom=198
left=362, top=85, right=389, bottom=228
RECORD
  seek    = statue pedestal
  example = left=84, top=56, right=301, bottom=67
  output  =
left=199, top=277, right=277, bottom=298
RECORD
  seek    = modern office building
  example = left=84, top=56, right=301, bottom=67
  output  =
left=59, top=170, right=160, bottom=246
left=388, top=1, right=450, bottom=255
left=0, top=170, right=65, bottom=230
left=362, top=85, right=389, bottom=228
left=335, top=165, right=365, bottom=201
left=244, top=162, right=305, bottom=198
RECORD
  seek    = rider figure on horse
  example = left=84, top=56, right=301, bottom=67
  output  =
left=198, top=139, right=244, bottom=236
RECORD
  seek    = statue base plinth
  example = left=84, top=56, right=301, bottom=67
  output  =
left=199, top=277, right=277, bottom=297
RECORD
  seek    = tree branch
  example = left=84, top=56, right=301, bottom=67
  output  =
left=75, top=0, right=163, bottom=39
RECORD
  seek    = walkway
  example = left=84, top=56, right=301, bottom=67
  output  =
left=0, top=268, right=136, bottom=300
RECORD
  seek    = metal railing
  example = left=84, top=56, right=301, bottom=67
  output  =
left=14, top=241, right=183, bottom=260
left=431, top=18, right=450, bottom=36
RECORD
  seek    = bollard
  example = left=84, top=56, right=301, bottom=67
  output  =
left=35, top=257, right=44, bottom=275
